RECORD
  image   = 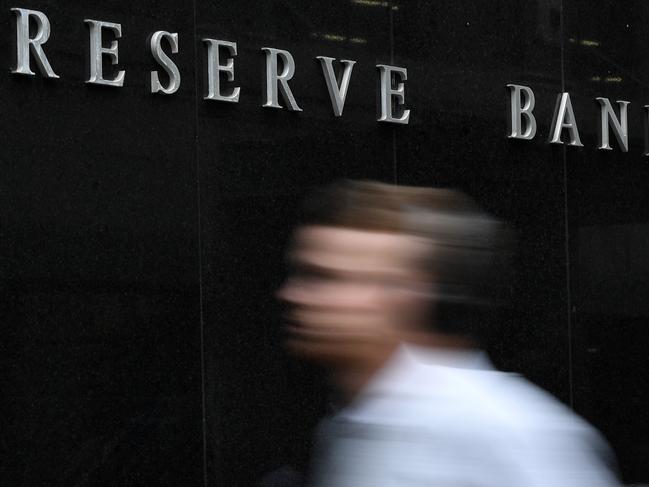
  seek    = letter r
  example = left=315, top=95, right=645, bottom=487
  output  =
left=12, top=8, right=59, bottom=78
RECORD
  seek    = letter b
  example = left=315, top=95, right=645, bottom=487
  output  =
left=507, top=84, right=536, bottom=140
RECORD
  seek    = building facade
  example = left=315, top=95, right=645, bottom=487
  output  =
left=2, top=1, right=648, bottom=485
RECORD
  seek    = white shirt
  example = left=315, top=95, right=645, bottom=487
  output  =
left=311, top=345, right=619, bottom=487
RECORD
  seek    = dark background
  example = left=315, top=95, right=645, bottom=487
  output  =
left=1, top=1, right=647, bottom=486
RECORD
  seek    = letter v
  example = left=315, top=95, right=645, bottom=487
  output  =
left=316, top=56, right=356, bottom=117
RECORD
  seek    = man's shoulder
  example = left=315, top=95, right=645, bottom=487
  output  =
left=345, top=359, right=589, bottom=439
left=326, top=355, right=619, bottom=487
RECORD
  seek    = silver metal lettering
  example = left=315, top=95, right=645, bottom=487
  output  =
left=377, top=64, right=410, bottom=124
left=204, top=39, right=240, bottom=102
left=11, top=8, right=59, bottom=78
left=596, top=97, right=629, bottom=152
left=507, top=84, right=536, bottom=139
left=85, top=19, right=125, bottom=87
left=262, top=47, right=302, bottom=111
left=150, top=31, right=180, bottom=95
left=549, top=92, right=583, bottom=146
left=316, top=56, right=356, bottom=117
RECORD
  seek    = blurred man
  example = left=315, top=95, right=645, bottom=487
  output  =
left=278, top=180, right=619, bottom=487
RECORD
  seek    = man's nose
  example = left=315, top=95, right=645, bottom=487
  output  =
left=277, top=277, right=317, bottom=306
left=276, top=278, right=296, bottom=303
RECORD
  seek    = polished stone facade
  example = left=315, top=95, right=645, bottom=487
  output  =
left=2, top=1, right=648, bottom=485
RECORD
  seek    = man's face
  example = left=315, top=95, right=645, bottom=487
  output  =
left=277, top=225, right=433, bottom=364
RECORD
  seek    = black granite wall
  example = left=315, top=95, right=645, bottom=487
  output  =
left=2, top=1, right=647, bottom=486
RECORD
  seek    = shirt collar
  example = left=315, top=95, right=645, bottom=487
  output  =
left=338, top=343, right=493, bottom=420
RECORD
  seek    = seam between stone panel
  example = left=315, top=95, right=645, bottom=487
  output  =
left=560, top=0, right=575, bottom=409
left=191, top=0, right=210, bottom=485
left=389, top=1, right=397, bottom=184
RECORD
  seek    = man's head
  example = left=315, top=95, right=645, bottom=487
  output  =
left=278, top=180, right=507, bottom=365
